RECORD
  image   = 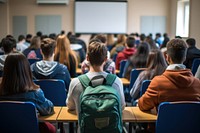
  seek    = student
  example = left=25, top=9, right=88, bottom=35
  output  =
left=16, top=35, right=28, bottom=53
left=54, top=35, right=78, bottom=78
left=116, top=36, right=137, bottom=70
left=0, top=36, right=17, bottom=70
left=124, top=42, right=150, bottom=80
left=31, top=38, right=71, bottom=91
left=138, top=39, right=200, bottom=111
left=81, top=35, right=116, bottom=74
left=184, top=38, right=200, bottom=69
left=66, top=40, right=125, bottom=113
left=23, top=36, right=43, bottom=59
left=0, top=53, right=55, bottom=133
left=130, top=49, right=167, bottom=101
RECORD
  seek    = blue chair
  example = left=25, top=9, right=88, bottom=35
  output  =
left=28, top=58, right=41, bottom=65
left=34, top=79, right=67, bottom=106
left=118, top=60, right=127, bottom=78
left=139, top=80, right=151, bottom=97
left=0, top=101, right=39, bottom=133
left=125, top=68, right=145, bottom=102
left=156, top=101, right=200, bottom=133
left=191, top=58, right=200, bottom=75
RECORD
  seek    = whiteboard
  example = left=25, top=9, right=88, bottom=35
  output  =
left=75, top=1, right=127, bottom=34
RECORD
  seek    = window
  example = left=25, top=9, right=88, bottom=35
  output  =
left=176, top=0, right=190, bottom=37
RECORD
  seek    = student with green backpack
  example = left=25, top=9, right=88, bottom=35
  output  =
left=66, top=39, right=125, bottom=133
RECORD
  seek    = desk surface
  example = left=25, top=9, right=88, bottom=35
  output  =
left=57, top=107, right=78, bottom=122
left=38, top=107, right=62, bottom=122
left=132, top=107, right=157, bottom=122
left=120, top=78, right=130, bottom=86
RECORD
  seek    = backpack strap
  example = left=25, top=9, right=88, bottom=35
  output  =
left=105, top=74, right=117, bottom=86
left=78, top=74, right=90, bottom=88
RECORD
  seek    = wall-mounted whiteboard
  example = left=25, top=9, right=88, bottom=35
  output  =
left=75, top=1, right=127, bottom=34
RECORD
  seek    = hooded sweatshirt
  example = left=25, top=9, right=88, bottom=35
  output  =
left=0, top=55, right=8, bottom=71
left=31, top=61, right=71, bottom=91
left=116, top=48, right=137, bottom=70
left=138, top=69, right=200, bottom=111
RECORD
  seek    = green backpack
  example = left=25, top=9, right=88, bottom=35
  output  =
left=78, top=74, right=123, bottom=133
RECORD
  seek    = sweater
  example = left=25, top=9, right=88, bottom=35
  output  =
left=138, top=69, right=200, bottom=111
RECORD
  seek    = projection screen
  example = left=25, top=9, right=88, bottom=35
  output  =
left=75, top=0, right=127, bottom=34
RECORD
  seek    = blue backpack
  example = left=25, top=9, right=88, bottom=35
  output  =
left=78, top=74, right=123, bottom=133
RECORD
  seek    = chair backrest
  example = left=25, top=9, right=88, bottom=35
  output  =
left=129, top=68, right=145, bottom=90
left=34, top=79, right=67, bottom=106
left=156, top=101, right=200, bottom=133
left=191, top=58, right=200, bottom=75
left=0, top=101, right=39, bottom=133
left=139, top=80, right=151, bottom=97
left=118, top=60, right=127, bottom=78
left=28, top=58, right=41, bottom=65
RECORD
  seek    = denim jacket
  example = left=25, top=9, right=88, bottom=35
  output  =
left=0, top=88, right=54, bottom=116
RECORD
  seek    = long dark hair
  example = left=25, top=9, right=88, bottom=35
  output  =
left=0, top=53, right=39, bottom=95
left=145, top=49, right=167, bottom=79
left=124, top=42, right=150, bottom=79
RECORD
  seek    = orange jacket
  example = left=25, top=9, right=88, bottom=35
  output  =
left=138, top=69, right=200, bottom=111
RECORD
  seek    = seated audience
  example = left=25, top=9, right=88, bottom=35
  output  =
left=116, top=36, right=137, bottom=70
left=54, top=35, right=78, bottom=78
left=16, top=35, right=27, bottom=52
left=0, top=36, right=17, bottom=70
left=138, top=39, right=200, bottom=111
left=31, top=38, right=71, bottom=90
left=184, top=38, right=200, bottom=69
left=130, top=49, right=167, bottom=100
left=23, top=36, right=42, bottom=59
left=24, top=34, right=32, bottom=47
left=124, top=42, right=150, bottom=79
left=66, top=40, right=125, bottom=113
left=0, top=53, right=56, bottom=133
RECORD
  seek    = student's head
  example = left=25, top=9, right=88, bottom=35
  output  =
left=36, top=31, right=43, bottom=37
left=136, top=42, right=150, bottom=56
left=126, top=36, right=135, bottom=48
left=87, top=41, right=107, bottom=66
left=29, top=36, right=41, bottom=49
left=1, top=36, right=17, bottom=54
left=26, top=34, right=32, bottom=43
left=94, top=34, right=107, bottom=44
left=41, top=38, right=56, bottom=58
left=166, top=39, right=187, bottom=64
left=186, top=38, right=196, bottom=47
left=56, top=35, right=71, bottom=52
left=0, top=53, right=38, bottom=95
left=18, top=35, right=25, bottom=42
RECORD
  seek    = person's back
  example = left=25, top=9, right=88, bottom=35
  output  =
left=31, top=38, right=71, bottom=90
left=16, top=35, right=28, bottom=53
left=0, top=36, right=17, bottom=70
left=138, top=39, right=200, bottom=111
left=66, top=40, right=125, bottom=132
left=0, top=53, right=55, bottom=133
left=116, top=36, right=137, bottom=70
left=184, top=38, right=200, bottom=69
left=23, top=36, right=42, bottom=59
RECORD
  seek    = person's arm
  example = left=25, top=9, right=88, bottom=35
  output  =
left=34, top=89, right=54, bottom=116
left=195, top=65, right=200, bottom=79
left=130, top=72, right=145, bottom=100
left=66, top=78, right=78, bottom=110
left=138, top=78, right=159, bottom=111
left=113, top=77, right=126, bottom=110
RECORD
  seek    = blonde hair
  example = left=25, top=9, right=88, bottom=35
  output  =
left=54, top=35, right=78, bottom=70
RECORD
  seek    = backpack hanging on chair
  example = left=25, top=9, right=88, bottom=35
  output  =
left=78, top=74, right=123, bottom=133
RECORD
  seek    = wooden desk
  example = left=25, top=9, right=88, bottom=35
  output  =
left=76, top=68, right=82, bottom=74
left=116, top=69, right=120, bottom=74
left=57, top=107, right=136, bottom=122
left=132, top=107, right=157, bottom=122
left=122, top=107, right=136, bottom=122
left=120, top=78, right=130, bottom=86
left=38, top=107, right=62, bottom=122
left=57, top=107, right=78, bottom=122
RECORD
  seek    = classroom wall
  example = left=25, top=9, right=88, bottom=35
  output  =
left=190, top=0, right=200, bottom=48
left=0, top=0, right=199, bottom=48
